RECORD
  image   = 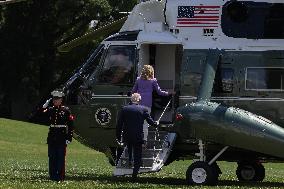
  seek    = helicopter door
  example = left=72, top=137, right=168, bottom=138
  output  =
left=139, top=44, right=182, bottom=123
left=89, top=45, right=137, bottom=131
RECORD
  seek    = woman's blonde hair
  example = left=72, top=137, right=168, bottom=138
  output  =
left=140, top=65, right=154, bottom=80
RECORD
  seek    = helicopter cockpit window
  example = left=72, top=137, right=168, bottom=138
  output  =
left=246, top=68, right=284, bottom=91
left=213, top=68, right=234, bottom=93
left=97, top=45, right=135, bottom=85
left=222, top=2, right=284, bottom=39
left=79, top=44, right=104, bottom=79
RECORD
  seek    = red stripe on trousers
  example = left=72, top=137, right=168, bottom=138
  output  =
left=60, top=146, right=67, bottom=180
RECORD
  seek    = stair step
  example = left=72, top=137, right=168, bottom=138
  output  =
left=117, top=157, right=157, bottom=168
left=148, top=131, right=168, bottom=137
left=114, top=132, right=177, bottom=176
left=113, top=167, right=153, bottom=176
left=146, top=141, right=164, bottom=149
left=122, top=149, right=161, bottom=159
left=147, top=137, right=168, bottom=142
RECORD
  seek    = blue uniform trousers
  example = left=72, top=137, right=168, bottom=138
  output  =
left=127, top=142, right=142, bottom=177
left=48, top=144, right=66, bottom=181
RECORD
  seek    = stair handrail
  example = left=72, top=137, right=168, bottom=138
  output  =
left=153, top=98, right=172, bottom=159
left=157, top=99, right=172, bottom=123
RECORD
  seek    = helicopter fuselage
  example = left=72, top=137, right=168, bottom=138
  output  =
left=63, top=0, right=284, bottom=182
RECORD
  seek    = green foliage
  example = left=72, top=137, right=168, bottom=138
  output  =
left=107, top=0, right=137, bottom=20
left=1, top=118, right=284, bottom=188
left=0, top=0, right=136, bottom=120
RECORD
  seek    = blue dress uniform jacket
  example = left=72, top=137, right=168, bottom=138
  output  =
left=116, top=103, right=156, bottom=178
left=46, top=105, right=74, bottom=145
left=44, top=105, right=74, bottom=181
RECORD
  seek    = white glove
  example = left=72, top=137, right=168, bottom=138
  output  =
left=66, top=140, right=71, bottom=145
left=116, top=139, right=124, bottom=147
left=42, top=98, right=52, bottom=108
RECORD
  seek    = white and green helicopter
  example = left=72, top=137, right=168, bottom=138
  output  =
left=55, top=0, right=284, bottom=185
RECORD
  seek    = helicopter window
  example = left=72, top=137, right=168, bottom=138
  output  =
left=105, top=31, right=140, bottom=41
left=225, top=1, right=249, bottom=23
left=246, top=68, right=284, bottom=91
left=222, top=2, right=284, bottom=39
left=79, top=44, right=104, bottom=79
left=97, top=45, right=136, bottom=85
left=213, top=68, right=234, bottom=93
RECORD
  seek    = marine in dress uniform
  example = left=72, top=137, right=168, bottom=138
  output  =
left=116, top=93, right=158, bottom=179
left=42, top=90, right=74, bottom=181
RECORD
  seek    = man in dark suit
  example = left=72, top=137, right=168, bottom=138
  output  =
left=116, top=93, right=158, bottom=179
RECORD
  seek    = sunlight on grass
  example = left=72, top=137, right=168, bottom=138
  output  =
left=1, top=118, right=284, bottom=189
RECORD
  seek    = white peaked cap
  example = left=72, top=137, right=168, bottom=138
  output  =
left=51, top=90, right=64, bottom=98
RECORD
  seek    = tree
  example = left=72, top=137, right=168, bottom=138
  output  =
left=0, top=0, right=113, bottom=120
left=0, top=0, right=138, bottom=120
left=107, top=0, right=137, bottom=21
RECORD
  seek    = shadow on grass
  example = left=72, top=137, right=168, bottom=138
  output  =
left=65, top=173, right=284, bottom=187
left=9, top=168, right=284, bottom=187
left=217, top=180, right=284, bottom=188
left=66, top=173, right=186, bottom=185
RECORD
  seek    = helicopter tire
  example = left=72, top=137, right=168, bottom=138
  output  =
left=186, top=161, right=218, bottom=185
left=254, top=163, right=265, bottom=181
left=211, top=162, right=222, bottom=177
left=236, top=161, right=265, bottom=182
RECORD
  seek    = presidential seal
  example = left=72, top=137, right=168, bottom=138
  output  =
left=95, top=108, right=111, bottom=126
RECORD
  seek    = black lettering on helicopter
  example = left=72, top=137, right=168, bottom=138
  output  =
left=203, top=28, right=214, bottom=36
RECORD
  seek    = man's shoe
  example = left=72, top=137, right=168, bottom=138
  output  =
left=131, top=174, right=138, bottom=181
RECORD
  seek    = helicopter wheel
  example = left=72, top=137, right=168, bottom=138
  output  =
left=236, top=161, right=265, bottom=182
left=186, top=161, right=218, bottom=185
left=211, top=162, right=222, bottom=178
left=255, top=163, right=265, bottom=181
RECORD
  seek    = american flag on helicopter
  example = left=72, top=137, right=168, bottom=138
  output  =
left=177, top=5, right=221, bottom=28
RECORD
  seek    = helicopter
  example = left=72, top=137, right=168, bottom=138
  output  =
left=53, top=0, right=284, bottom=185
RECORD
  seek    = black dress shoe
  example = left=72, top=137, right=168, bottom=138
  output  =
left=132, top=173, right=137, bottom=179
left=131, top=174, right=137, bottom=182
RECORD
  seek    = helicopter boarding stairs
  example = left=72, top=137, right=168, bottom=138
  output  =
left=114, top=100, right=176, bottom=176
left=113, top=129, right=176, bottom=176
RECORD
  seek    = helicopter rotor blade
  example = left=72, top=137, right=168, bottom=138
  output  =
left=0, top=0, right=28, bottom=5
left=57, top=16, right=127, bottom=53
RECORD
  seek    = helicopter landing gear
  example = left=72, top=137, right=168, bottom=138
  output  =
left=186, top=161, right=218, bottom=185
left=236, top=161, right=265, bottom=182
left=186, top=140, right=228, bottom=185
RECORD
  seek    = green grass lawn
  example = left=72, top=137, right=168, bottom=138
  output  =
left=1, top=118, right=284, bottom=189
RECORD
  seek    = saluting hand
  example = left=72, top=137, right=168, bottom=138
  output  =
left=66, top=140, right=71, bottom=145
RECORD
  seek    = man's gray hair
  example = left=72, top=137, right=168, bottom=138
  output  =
left=131, top=93, right=141, bottom=103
